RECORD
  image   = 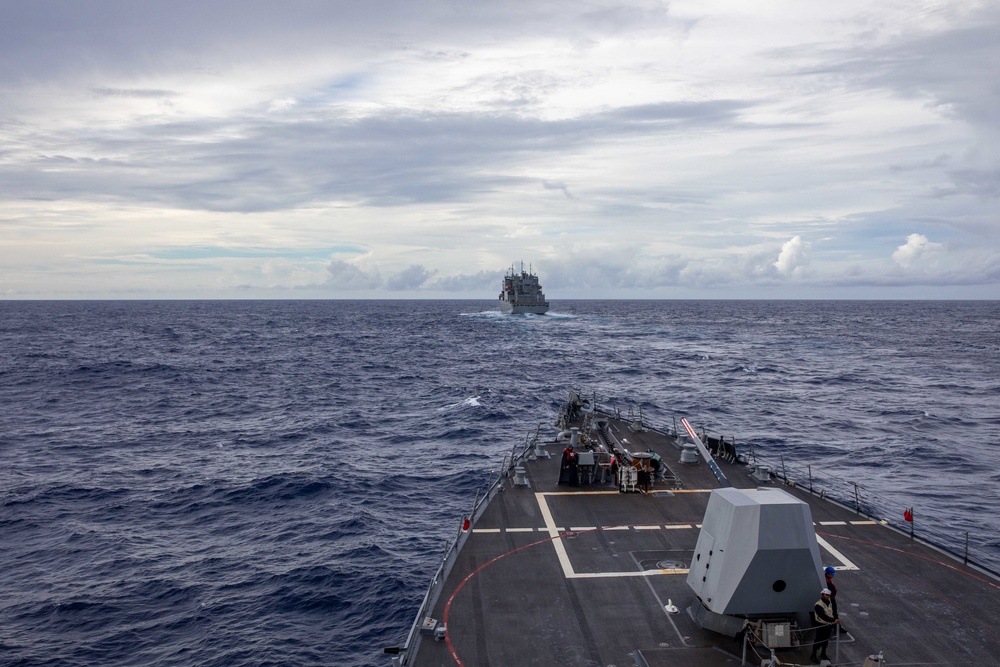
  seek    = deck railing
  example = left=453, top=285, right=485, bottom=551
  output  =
left=751, top=451, right=1000, bottom=578
left=392, top=428, right=538, bottom=665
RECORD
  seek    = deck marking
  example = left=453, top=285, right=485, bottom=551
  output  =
left=535, top=492, right=692, bottom=579
left=850, top=520, right=877, bottom=525
left=543, top=490, right=621, bottom=496
left=567, top=569, right=688, bottom=578
left=541, top=489, right=712, bottom=495
left=535, top=492, right=576, bottom=577
left=820, top=521, right=847, bottom=526
left=441, top=530, right=582, bottom=666
left=472, top=528, right=501, bottom=533
left=570, top=526, right=597, bottom=531
left=660, top=489, right=713, bottom=493
left=820, top=533, right=1000, bottom=592
left=816, top=534, right=860, bottom=571
left=506, top=527, right=535, bottom=533
left=664, top=524, right=693, bottom=530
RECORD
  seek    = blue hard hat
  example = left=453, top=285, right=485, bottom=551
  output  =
left=824, top=566, right=836, bottom=576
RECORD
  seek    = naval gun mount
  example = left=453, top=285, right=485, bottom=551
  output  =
left=686, top=486, right=825, bottom=642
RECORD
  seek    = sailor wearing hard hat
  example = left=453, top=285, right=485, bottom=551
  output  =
left=810, top=587, right=839, bottom=664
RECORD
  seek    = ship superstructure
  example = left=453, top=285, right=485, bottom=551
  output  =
left=498, top=263, right=548, bottom=314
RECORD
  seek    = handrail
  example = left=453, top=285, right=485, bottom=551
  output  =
left=394, top=430, right=537, bottom=665
left=749, top=451, right=1000, bottom=578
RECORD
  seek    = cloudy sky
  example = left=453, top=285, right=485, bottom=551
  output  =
left=2, top=0, right=998, bottom=299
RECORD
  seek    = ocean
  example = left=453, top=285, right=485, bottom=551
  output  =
left=1, top=299, right=998, bottom=666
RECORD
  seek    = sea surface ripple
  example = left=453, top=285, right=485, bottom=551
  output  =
left=1, top=300, right=998, bottom=666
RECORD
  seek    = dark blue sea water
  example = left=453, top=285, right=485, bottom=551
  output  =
left=2, top=300, right=998, bottom=666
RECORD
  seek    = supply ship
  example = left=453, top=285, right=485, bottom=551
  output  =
left=498, top=263, right=549, bottom=314
left=389, top=391, right=1000, bottom=666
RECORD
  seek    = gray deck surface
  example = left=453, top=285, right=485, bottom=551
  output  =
left=409, top=415, right=1000, bottom=667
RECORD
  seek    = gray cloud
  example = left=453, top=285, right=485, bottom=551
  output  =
left=543, top=180, right=574, bottom=199
left=386, top=264, right=436, bottom=291
left=935, top=168, right=1000, bottom=200
left=429, top=269, right=502, bottom=292
left=92, top=88, right=178, bottom=98
left=859, top=16, right=1000, bottom=129
left=0, top=1, right=678, bottom=85
left=781, top=5, right=1000, bottom=130
left=324, top=260, right=382, bottom=290
left=1, top=99, right=754, bottom=213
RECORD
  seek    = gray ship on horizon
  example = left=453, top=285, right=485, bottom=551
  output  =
left=498, top=263, right=549, bottom=315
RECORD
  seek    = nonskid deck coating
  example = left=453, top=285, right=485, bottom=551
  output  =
left=408, top=416, right=1000, bottom=667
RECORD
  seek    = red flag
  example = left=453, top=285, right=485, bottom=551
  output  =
left=903, top=508, right=913, bottom=522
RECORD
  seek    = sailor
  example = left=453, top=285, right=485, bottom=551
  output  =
left=649, top=451, right=663, bottom=481
left=824, top=567, right=839, bottom=618
left=559, top=445, right=578, bottom=485
left=810, top=587, right=839, bottom=664
left=824, top=565, right=847, bottom=634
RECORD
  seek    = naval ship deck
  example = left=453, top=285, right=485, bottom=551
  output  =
left=403, top=408, right=1000, bottom=667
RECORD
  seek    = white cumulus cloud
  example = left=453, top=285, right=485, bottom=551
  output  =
left=773, top=236, right=808, bottom=275
left=892, top=234, right=943, bottom=268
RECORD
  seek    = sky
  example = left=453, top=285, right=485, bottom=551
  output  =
left=2, top=0, right=999, bottom=299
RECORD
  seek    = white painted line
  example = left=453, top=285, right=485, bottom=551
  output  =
left=664, top=524, right=693, bottom=530
left=850, top=520, right=877, bottom=525
left=820, top=521, right=847, bottom=526
left=506, top=527, right=536, bottom=533
left=544, top=490, right=621, bottom=496
left=536, top=492, right=693, bottom=579
left=816, top=534, right=860, bottom=571
left=473, top=528, right=501, bottom=533
left=569, top=569, right=689, bottom=578
left=570, top=526, right=597, bottom=531
left=535, top=493, right=575, bottom=577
